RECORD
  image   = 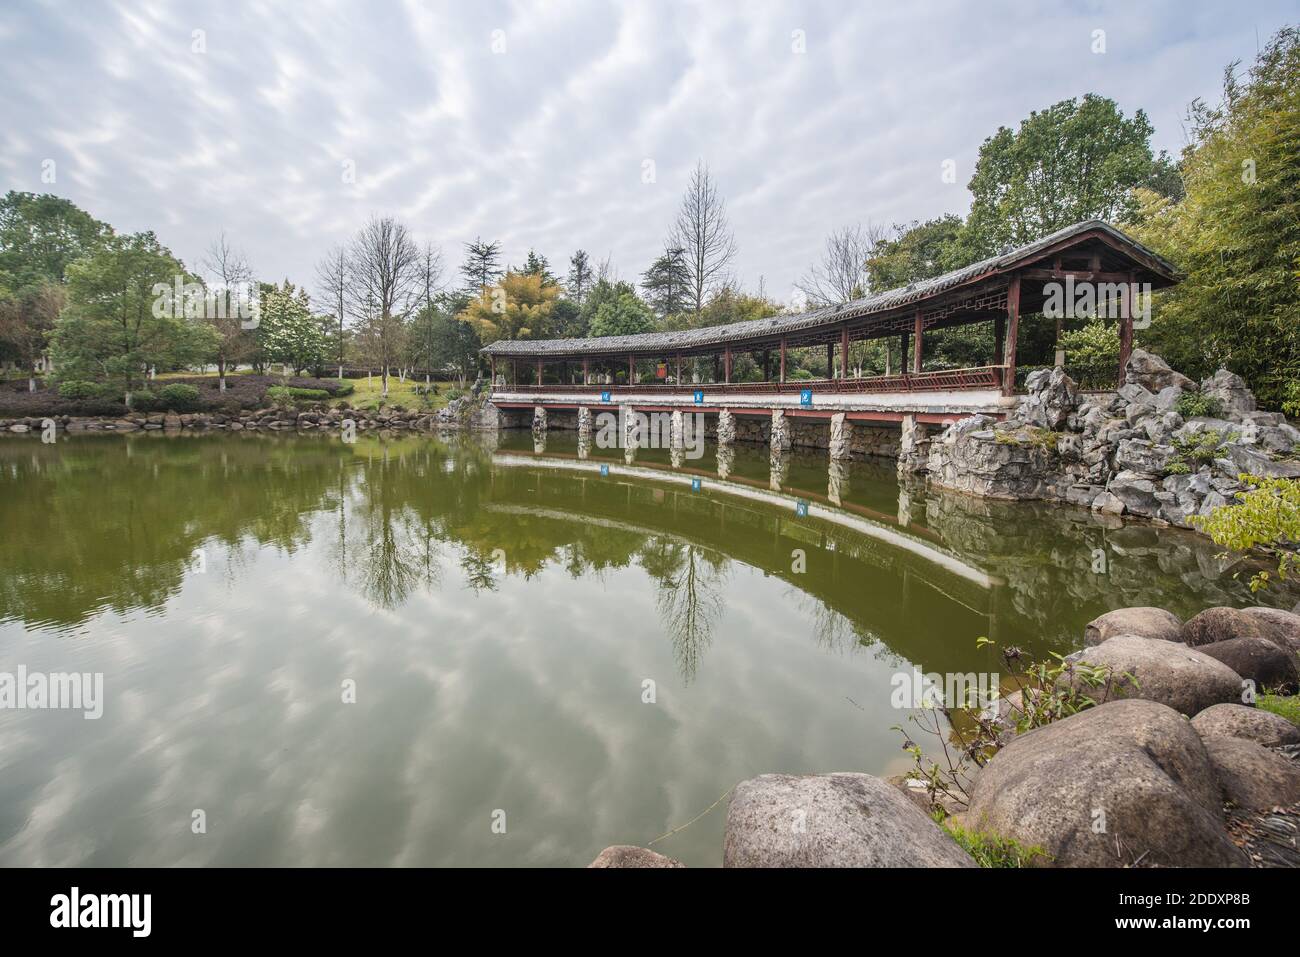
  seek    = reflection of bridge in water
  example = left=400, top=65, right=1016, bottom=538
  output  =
left=488, top=449, right=1018, bottom=675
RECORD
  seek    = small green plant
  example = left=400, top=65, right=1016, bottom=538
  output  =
left=1169, top=428, right=1233, bottom=471
left=1190, top=474, right=1300, bottom=591
left=156, top=383, right=201, bottom=412
left=894, top=638, right=1133, bottom=816
left=938, top=815, right=1050, bottom=867
left=332, top=381, right=355, bottom=397
left=995, top=427, right=1057, bottom=453
left=1175, top=391, right=1223, bottom=419
left=1164, top=461, right=1191, bottom=475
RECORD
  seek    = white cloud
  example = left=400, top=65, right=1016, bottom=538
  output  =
left=0, top=0, right=1292, bottom=303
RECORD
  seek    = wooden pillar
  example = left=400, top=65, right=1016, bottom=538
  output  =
left=1118, top=270, right=1136, bottom=385
left=489, top=355, right=496, bottom=385
left=675, top=354, right=682, bottom=384
left=724, top=346, right=731, bottom=384
left=900, top=333, right=910, bottom=375
left=628, top=354, right=635, bottom=384
left=536, top=359, right=543, bottom=386
left=912, top=308, right=923, bottom=374
left=1002, top=272, right=1021, bottom=396
left=779, top=337, right=787, bottom=383
left=762, top=349, right=770, bottom=381
left=993, top=315, right=1006, bottom=366
left=840, top=326, right=849, bottom=380
left=826, top=343, right=834, bottom=379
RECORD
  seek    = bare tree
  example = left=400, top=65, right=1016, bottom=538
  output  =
left=671, top=160, right=737, bottom=315
left=315, top=244, right=348, bottom=379
left=346, top=216, right=421, bottom=398
left=201, top=231, right=254, bottom=391
left=795, top=222, right=886, bottom=307
left=413, top=241, right=445, bottom=385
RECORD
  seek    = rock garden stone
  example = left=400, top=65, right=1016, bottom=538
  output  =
left=1191, top=703, right=1300, bottom=748
left=1084, top=607, right=1182, bottom=645
left=723, top=773, right=976, bottom=868
left=963, top=699, right=1246, bottom=867
left=1201, top=736, right=1300, bottom=812
left=1066, top=634, right=1243, bottom=716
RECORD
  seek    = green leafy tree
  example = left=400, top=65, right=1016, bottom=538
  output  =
left=258, top=281, right=324, bottom=375
left=1129, top=27, right=1300, bottom=409
left=53, top=232, right=217, bottom=403
left=588, top=291, right=654, bottom=338
left=0, top=192, right=111, bottom=388
left=864, top=216, right=965, bottom=291
left=961, top=95, right=1160, bottom=259
left=549, top=298, right=586, bottom=338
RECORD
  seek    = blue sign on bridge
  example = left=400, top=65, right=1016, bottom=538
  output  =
left=800, top=389, right=813, bottom=407
left=693, top=389, right=704, bottom=404
left=600, top=390, right=611, bottom=403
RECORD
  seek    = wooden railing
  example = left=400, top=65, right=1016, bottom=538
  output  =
left=492, top=365, right=1004, bottom=396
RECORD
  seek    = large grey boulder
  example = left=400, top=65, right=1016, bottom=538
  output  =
left=1126, top=349, right=1196, bottom=393
left=1184, top=606, right=1300, bottom=653
left=1066, top=634, right=1244, bottom=716
left=723, top=773, right=976, bottom=868
left=1020, top=367, right=1078, bottom=431
left=1192, top=703, right=1300, bottom=748
left=963, top=699, right=1246, bottom=867
left=1195, top=635, right=1298, bottom=693
left=1223, top=442, right=1300, bottom=479
left=1201, top=368, right=1256, bottom=416
left=1202, top=736, right=1300, bottom=812
left=588, top=845, right=685, bottom=868
left=1237, top=607, right=1300, bottom=655
left=1084, top=607, right=1183, bottom=645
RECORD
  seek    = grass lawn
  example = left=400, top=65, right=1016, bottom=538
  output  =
left=1258, top=693, right=1300, bottom=727
left=342, top=374, right=461, bottom=413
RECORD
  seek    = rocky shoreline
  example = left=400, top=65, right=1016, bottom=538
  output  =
left=0, top=391, right=489, bottom=435
left=917, top=350, right=1300, bottom=530
left=590, top=603, right=1300, bottom=868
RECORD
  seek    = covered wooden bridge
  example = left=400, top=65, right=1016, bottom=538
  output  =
left=482, top=220, right=1177, bottom=450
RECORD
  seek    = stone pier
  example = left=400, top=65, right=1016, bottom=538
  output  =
left=716, top=409, right=736, bottom=446
left=531, top=405, right=547, bottom=437
left=897, top=414, right=931, bottom=475
left=577, top=406, right=592, bottom=441
left=770, top=409, right=791, bottom=453
left=829, top=412, right=853, bottom=460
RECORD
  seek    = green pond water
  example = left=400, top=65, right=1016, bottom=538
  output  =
left=0, top=429, right=1294, bottom=867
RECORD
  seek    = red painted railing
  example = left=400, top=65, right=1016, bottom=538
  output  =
left=492, top=365, right=1004, bottom=395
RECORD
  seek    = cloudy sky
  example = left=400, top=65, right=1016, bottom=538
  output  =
left=1, top=1, right=1293, bottom=305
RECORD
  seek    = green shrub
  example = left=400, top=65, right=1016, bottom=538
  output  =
left=1060, top=320, right=1120, bottom=389
left=331, top=382, right=355, bottom=397
left=788, top=369, right=815, bottom=381
left=267, top=385, right=330, bottom=407
left=445, top=388, right=466, bottom=402
left=57, top=380, right=99, bottom=401
left=1175, top=391, right=1223, bottom=419
left=157, top=383, right=202, bottom=412
left=1190, top=475, right=1300, bottom=591
left=1284, top=382, right=1300, bottom=420
left=130, top=391, right=159, bottom=411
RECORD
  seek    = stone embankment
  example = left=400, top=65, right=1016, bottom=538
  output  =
left=0, top=390, right=493, bottom=436
left=590, top=603, right=1300, bottom=868
left=917, top=350, right=1299, bottom=530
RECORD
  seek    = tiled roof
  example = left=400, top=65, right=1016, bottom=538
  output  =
left=481, top=220, right=1178, bottom=358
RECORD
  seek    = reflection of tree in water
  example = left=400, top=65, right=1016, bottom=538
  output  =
left=792, top=587, right=880, bottom=655
left=638, top=538, right=728, bottom=683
